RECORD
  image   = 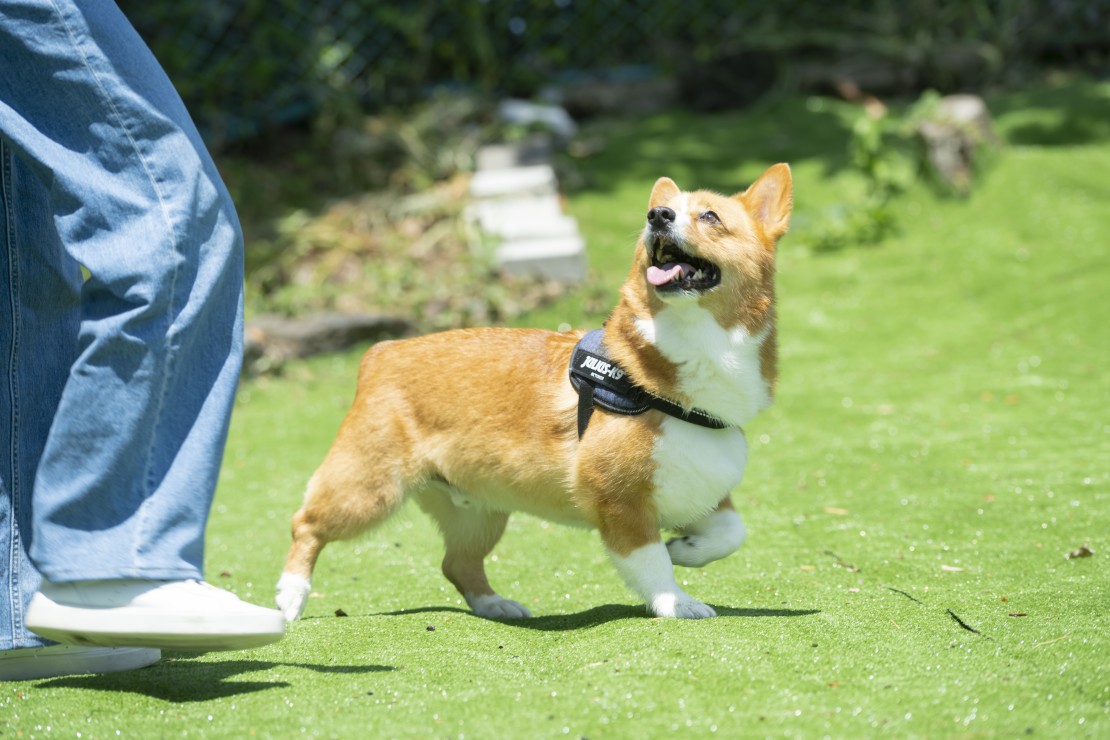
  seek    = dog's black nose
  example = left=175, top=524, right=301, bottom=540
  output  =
left=647, top=206, right=676, bottom=227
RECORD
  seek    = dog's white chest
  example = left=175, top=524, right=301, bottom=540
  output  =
left=651, top=419, right=748, bottom=530
left=636, top=305, right=768, bottom=530
left=636, top=310, right=771, bottom=428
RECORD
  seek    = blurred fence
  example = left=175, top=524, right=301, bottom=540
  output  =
left=118, top=0, right=1110, bottom=147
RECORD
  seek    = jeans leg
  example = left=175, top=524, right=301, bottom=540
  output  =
left=1, top=144, right=84, bottom=650
left=0, top=1, right=244, bottom=585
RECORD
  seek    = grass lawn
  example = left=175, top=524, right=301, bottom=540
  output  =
left=4, top=78, right=1108, bottom=737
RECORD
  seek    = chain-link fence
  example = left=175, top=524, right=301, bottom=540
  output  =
left=119, top=0, right=1110, bottom=147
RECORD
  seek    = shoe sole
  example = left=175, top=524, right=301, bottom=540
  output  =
left=0, top=647, right=161, bottom=681
left=27, top=602, right=284, bottom=652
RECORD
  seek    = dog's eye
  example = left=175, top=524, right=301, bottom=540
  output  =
left=699, top=211, right=720, bottom=225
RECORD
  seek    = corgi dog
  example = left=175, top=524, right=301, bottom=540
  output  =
left=276, top=163, right=792, bottom=621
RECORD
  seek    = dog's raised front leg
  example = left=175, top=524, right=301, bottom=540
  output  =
left=666, top=497, right=746, bottom=568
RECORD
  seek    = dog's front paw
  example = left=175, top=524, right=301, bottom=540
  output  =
left=467, top=593, right=533, bottom=620
left=667, top=534, right=740, bottom=568
left=650, top=593, right=717, bottom=619
left=666, top=535, right=713, bottom=567
left=275, top=572, right=312, bottom=622
left=667, top=508, right=746, bottom=567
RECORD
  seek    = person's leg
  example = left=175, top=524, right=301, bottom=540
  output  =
left=0, top=138, right=81, bottom=652
left=0, top=0, right=281, bottom=649
left=1, top=131, right=161, bottom=681
left=0, top=0, right=242, bottom=581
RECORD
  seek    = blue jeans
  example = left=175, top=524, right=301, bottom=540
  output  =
left=0, top=0, right=244, bottom=650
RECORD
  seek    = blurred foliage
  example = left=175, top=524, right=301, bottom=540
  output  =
left=119, top=0, right=1110, bottom=148
left=807, top=90, right=1001, bottom=252
left=217, top=92, right=606, bottom=329
left=807, top=102, right=918, bottom=252
left=115, top=1, right=1105, bottom=328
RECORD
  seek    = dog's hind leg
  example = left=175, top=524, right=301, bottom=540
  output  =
left=416, top=483, right=531, bottom=620
left=276, top=449, right=409, bottom=622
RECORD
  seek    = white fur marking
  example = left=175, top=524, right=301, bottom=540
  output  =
left=636, top=309, right=771, bottom=427
left=643, top=193, right=691, bottom=246
left=448, top=485, right=477, bottom=509
left=671, top=193, right=691, bottom=237
left=667, top=507, right=747, bottom=567
left=608, top=542, right=716, bottom=618
left=651, top=419, right=747, bottom=530
left=275, top=572, right=312, bottom=622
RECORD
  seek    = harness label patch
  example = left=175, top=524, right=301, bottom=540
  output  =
left=568, top=329, right=729, bottom=437
left=579, top=354, right=625, bottom=381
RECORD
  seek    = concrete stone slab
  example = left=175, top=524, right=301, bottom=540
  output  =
left=496, top=234, right=587, bottom=282
left=475, top=136, right=554, bottom=170
left=469, top=164, right=557, bottom=199
left=472, top=194, right=569, bottom=236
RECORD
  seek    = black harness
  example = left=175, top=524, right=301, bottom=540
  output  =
left=568, top=329, right=729, bottom=438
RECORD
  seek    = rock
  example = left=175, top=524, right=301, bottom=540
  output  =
left=475, top=135, right=554, bottom=170
left=498, top=99, right=578, bottom=140
left=916, top=94, right=997, bottom=193
left=244, top=312, right=417, bottom=374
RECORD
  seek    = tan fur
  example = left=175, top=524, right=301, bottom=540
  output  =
left=280, top=164, right=792, bottom=620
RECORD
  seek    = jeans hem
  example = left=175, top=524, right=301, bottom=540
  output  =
left=39, top=568, right=205, bottom=584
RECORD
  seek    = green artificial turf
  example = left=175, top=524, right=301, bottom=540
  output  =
left=4, top=79, right=1108, bottom=738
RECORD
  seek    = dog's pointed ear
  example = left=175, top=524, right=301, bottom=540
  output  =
left=649, top=177, right=680, bottom=208
left=739, top=163, right=792, bottom=240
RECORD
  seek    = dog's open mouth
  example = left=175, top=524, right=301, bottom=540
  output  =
left=646, top=239, right=721, bottom=293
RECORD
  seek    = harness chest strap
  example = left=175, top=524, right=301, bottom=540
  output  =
left=567, top=328, right=729, bottom=438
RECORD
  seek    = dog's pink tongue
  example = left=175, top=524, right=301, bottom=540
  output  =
left=647, top=263, right=685, bottom=286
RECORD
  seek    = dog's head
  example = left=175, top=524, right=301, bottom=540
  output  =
left=631, top=164, right=792, bottom=326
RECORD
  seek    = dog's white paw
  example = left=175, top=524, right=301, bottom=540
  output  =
left=466, top=593, right=532, bottom=620
left=667, top=533, right=742, bottom=568
left=651, top=593, right=717, bottom=619
left=275, top=573, right=311, bottom=622
left=666, top=535, right=714, bottom=567
left=676, top=599, right=717, bottom=619
left=667, top=508, right=746, bottom=568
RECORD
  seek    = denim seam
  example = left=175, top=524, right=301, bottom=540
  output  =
left=49, top=0, right=185, bottom=570
left=1, top=141, right=25, bottom=638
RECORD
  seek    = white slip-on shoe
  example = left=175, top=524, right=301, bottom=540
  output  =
left=0, top=644, right=160, bottom=681
left=26, top=579, right=285, bottom=652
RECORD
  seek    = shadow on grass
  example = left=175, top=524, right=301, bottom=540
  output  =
left=989, top=79, right=1110, bottom=146
left=518, top=604, right=821, bottom=631
left=374, top=603, right=820, bottom=630
left=33, top=657, right=393, bottom=701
